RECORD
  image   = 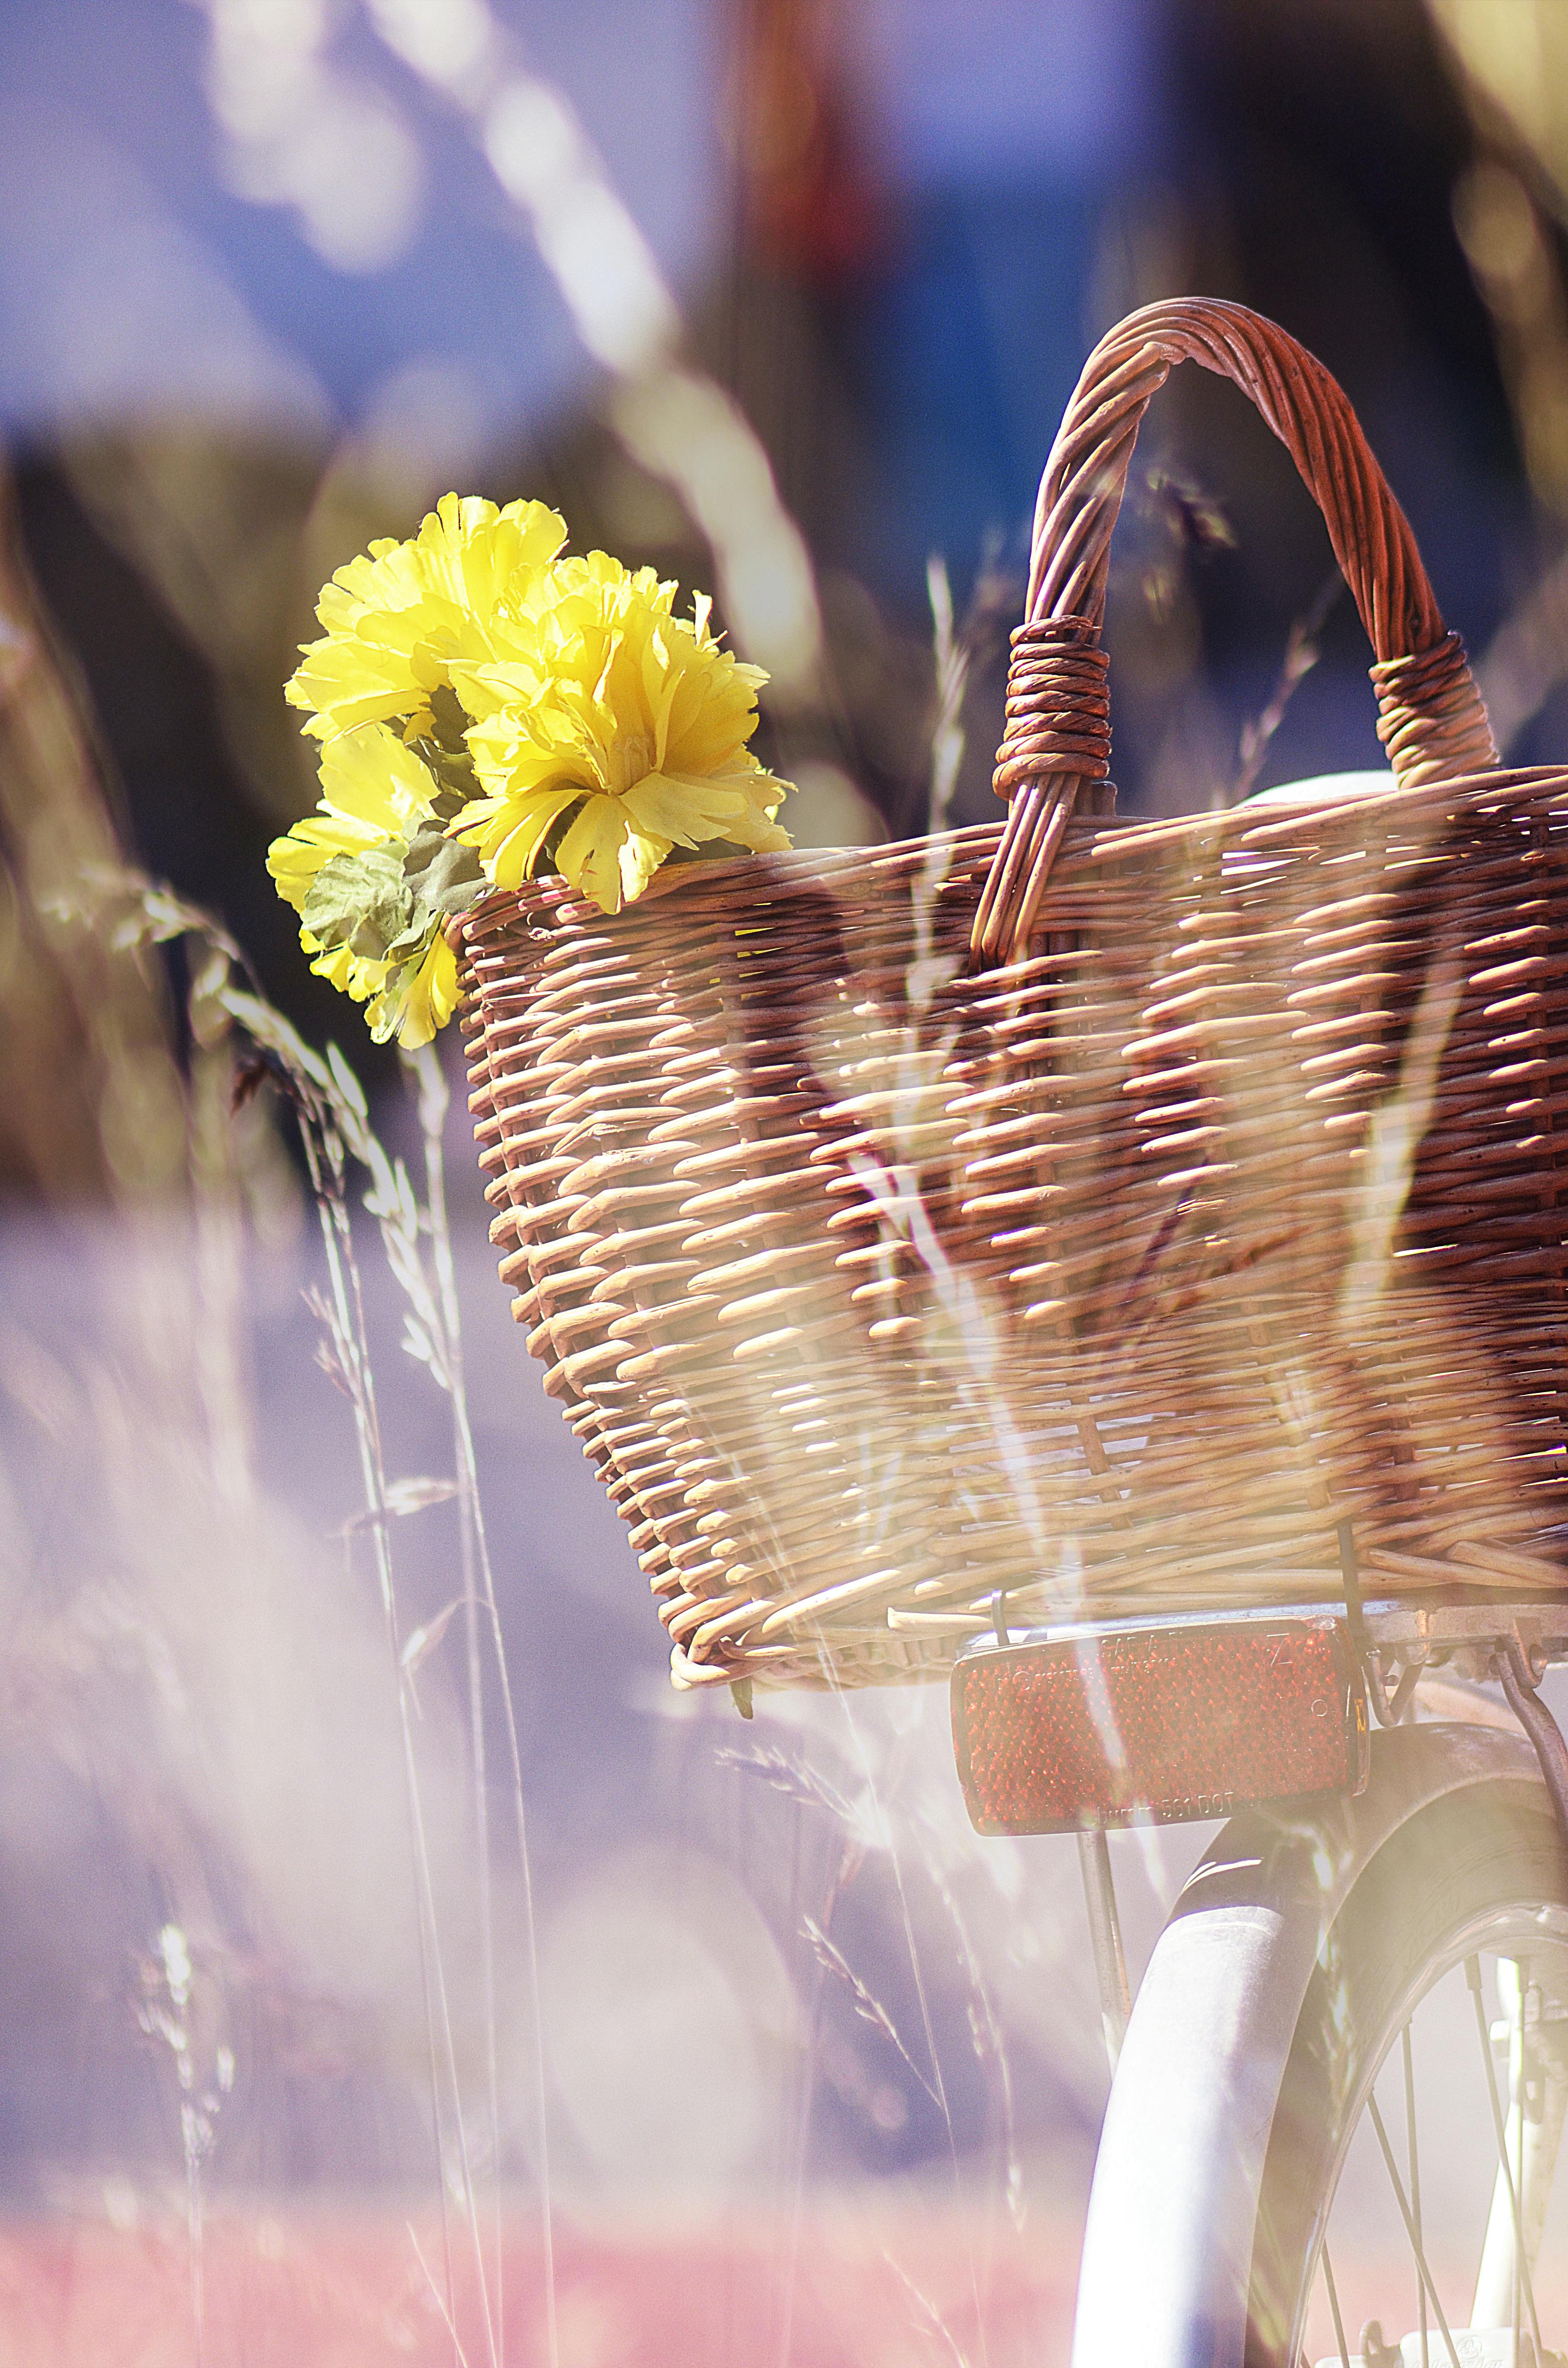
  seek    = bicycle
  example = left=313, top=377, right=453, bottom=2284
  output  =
left=919, top=303, right=1568, bottom=2368
left=950, top=1586, right=1568, bottom=2365
left=454, top=292, right=1568, bottom=2362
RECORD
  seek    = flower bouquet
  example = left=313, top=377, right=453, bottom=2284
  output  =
left=270, top=494, right=793, bottom=1046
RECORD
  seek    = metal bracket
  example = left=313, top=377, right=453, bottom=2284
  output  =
left=1337, top=1516, right=1402, bottom=1726
left=1497, top=1639, right=1568, bottom=1847
left=1077, top=1826, right=1131, bottom=2074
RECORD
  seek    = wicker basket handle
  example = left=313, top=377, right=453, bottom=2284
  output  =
left=970, top=297, right=1498, bottom=967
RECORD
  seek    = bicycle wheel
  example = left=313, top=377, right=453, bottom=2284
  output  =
left=1069, top=1720, right=1568, bottom=2367
left=1250, top=1774, right=1568, bottom=2366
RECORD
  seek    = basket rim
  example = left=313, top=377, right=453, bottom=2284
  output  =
left=455, top=758, right=1568, bottom=944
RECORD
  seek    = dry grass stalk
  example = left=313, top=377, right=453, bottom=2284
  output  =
left=1230, top=570, right=1344, bottom=802
left=58, top=869, right=557, bottom=2368
left=3, top=465, right=550, bottom=2357
left=0, top=472, right=186, bottom=1197
left=881, top=2249, right=976, bottom=2368
left=800, top=1914, right=942, bottom=2110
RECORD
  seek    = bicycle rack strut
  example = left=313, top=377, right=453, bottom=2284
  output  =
left=1340, top=1518, right=1568, bottom=1846
left=1077, top=1829, right=1131, bottom=2073
left=1497, top=1641, right=1568, bottom=1847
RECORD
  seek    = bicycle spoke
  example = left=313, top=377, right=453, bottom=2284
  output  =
left=1321, top=2241, right=1350, bottom=2368
left=1402, top=2022, right=1428, bottom=2368
left=1366, top=2092, right=1461, bottom=2368
left=1464, top=1954, right=1544, bottom=2360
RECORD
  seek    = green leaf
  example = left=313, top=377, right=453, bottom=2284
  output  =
left=407, top=739, right=483, bottom=822
left=409, top=687, right=485, bottom=820
left=300, top=843, right=415, bottom=962
left=398, top=821, right=489, bottom=936
left=426, top=683, right=474, bottom=756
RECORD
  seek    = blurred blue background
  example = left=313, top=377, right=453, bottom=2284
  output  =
left=3, top=0, right=1551, bottom=1003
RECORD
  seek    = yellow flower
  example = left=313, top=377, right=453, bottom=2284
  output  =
left=452, top=554, right=791, bottom=913
left=268, top=724, right=462, bottom=1043
left=366, top=928, right=462, bottom=1049
left=272, top=507, right=795, bottom=1037
left=286, top=493, right=566, bottom=741
left=269, top=723, right=433, bottom=976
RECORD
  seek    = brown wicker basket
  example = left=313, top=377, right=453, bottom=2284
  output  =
left=459, top=298, right=1568, bottom=1693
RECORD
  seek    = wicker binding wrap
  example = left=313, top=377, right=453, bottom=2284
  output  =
left=460, top=299, right=1568, bottom=1692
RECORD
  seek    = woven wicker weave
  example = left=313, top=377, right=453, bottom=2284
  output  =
left=460, top=299, right=1568, bottom=1692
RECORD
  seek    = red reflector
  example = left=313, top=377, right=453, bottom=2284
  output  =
left=952, top=1617, right=1368, bottom=1835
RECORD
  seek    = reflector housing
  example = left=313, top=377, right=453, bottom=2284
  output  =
left=952, top=1613, right=1369, bottom=1835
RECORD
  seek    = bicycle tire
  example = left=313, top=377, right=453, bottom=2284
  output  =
left=1069, top=1720, right=1556, bottom=2367
left=1248, top=1774, right=1568, bottom=2363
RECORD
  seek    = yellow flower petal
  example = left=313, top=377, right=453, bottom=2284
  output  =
left=268, top=720, right=461, bottom=1038
left=553, top=794, right=669, bottom=913
left=317, top=722, right=438, bottom=835
left=459, top=551, right=792, bottom=913
left=267, top=724, right=439, bottom=928
left=370, top=929, right=462, bottom=1048
left=621, top=769, right=746, bottom=847
left=305, top=934, right=389, bottom=1004
left=619, top=818, right=672, bottom=904
left=458, top=779, right=584, bottom=889
left=268, top=812, right=376, bottom=914
left=286, top=494, right=566, bottom=740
